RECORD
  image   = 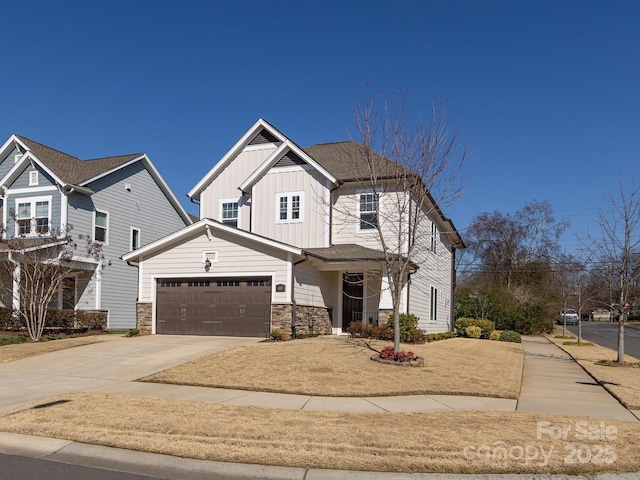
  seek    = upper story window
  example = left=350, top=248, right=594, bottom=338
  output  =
left=15, top=197, right=51, bottom=236
left=220, top=200, right=239, bottom=227
left=94, top=210, right=108, bottom=243
left=276, top=192, right=303, bottom=223
left=431, top=221, right=438, bottom=252
left=29, top=171, right=39, bottom=186
left=358, top=192, right=379, bottom=230
left=131, top=227, right=140, bottom=251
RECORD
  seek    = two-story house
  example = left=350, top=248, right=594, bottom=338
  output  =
left=0, top=134, right=192, bottom=330
left=123, top=119, right=464, bottom=336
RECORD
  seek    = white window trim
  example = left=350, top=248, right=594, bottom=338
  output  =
left=130, top=227, right=141, bottom=251
left=219, top=198, right=241, bottom=227
left=356, top=189, right=381, bottom=233
left=14, top=195, right=52, bottom=237
left=28, top=171, right=39, bottom=186
left=275, top=191, right=304, bottom=224
left=93, top=209, right=110, bottom=245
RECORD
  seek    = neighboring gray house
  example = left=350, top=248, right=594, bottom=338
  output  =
left=0, top=134, right=191, bottom=330
left=124, top=119, right=464, bottom=337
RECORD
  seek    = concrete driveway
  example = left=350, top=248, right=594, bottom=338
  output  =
left=0, top=335, right=262, bottom=415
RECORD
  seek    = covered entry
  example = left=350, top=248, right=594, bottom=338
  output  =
left=156, top=278, right=272, bottom=336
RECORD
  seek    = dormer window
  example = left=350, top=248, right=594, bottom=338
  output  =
left=29, top=171, right=39, bottom=186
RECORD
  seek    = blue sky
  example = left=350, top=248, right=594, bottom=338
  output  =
left=2, top=0, right=638, bottom=254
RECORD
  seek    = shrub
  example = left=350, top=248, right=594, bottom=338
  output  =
left=346, top=322, right=393, bottom=340
left=269, top=330, right=284, bottom=341
left=386, top=313, right=420, bottom=343
left=455, top=318, right=495, bottom=338
left=465, top=325, right=482, bottom=339
left=425, top=331, right=454, bottom=342
left=125, top=328, right=140, bottom=337
left=499, top=330, right=521, bottom=343
left=489, top=330, right=501, bottom=341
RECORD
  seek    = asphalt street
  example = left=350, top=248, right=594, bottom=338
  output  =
left=567, top=322, right=640, bottom=358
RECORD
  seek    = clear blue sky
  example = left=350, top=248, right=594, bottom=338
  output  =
left=2, top=0, right=638, bottom=254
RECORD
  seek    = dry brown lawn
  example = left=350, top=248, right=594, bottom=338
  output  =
left=0, top=336, right=104, bottom=363
left=143, top=336, right=524, bottom=398
left=1, top=392, right=638, bottom=475
left=546, top=329, right=640, bottom=410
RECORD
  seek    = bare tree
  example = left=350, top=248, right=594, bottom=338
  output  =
left=1, top=229, right=103, bottom=342
left=339, top=90, right=467, bottom=352
left=583, top=176, right=640, bottom=362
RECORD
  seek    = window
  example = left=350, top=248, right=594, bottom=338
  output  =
left=160, top=281, right=182, bottom=287
left=430, top=286, right=438, bottom=321
left=217, top=280, right=240, bottom=287
left=431, top=222, right=438, bottom=252
left=131, top=227, right=140, bottom=250
left=276, top=192, right=303, bottom=223
left=29, top=171, right=39, bottom=186
left=94, top=210, right=108, bottom=243
left=188, top=281, right=210, bottom=287
left=358, top=192, right=378, bottom=230
left=14, top=197, right=50, bottom=236
left=221, top=202, right=238, bottom=227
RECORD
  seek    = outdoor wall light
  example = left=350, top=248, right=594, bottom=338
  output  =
left=204, top=258, right=212, bottom=272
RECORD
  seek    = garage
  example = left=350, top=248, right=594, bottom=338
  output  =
left=156, top=278, right=272, bottom=336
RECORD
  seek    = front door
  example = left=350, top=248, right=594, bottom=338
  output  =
left=342, top=273, right=363, bottom=329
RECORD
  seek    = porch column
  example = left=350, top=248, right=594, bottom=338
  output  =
left=11, top=262, right=20, bottom=311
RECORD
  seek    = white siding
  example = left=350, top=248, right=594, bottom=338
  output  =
left=199, top=145, right=277, bottom=227
left=252, top=167, right=329, bottom=248
left=294, top=261, right=337, bottom=309
left=139, top=229, right=290, bottom=305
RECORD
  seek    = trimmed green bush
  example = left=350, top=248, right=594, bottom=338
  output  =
left=465, top=325, right=482, bottom=339
left=499, top=330, right=521, bottom=343
left=455, top=318, right=495, bottom=338
left=489, top=330, right=501, bottom=341
left=269, top=330, right=284, bottom=341
left=426, top=331, right=454, bottom=342
left=386, top=313, right=420, bottom=343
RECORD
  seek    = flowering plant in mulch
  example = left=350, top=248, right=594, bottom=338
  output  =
left=379, top=346, right=415, bottom=362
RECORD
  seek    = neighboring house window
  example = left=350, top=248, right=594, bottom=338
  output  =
left=29, top=171, right=39, bottom=186
left=276, top=192, right=303, bottom=223
left=94, top=210, right=108, bottom=243
left=221, top=201, right=239, bottom=227
left=431, top=222, right=437, bottom=252
left=14, top=197, right=51, bottom=236
left=430, top=286, right=438, bottom=321
left=131, top=227, right=140, bottom=250
left=358, top=192, right=378, bottom=230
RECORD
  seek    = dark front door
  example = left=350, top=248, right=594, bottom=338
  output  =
left=342, top=273, right=363, bottom=329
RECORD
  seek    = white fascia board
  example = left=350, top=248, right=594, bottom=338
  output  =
left=0, top=134, right=24, bottom=159
left=0, top=152, right=66, bottom=190
left=239, top=140, right=338, bottom=194
left=122, top=218, right=302, bottom=262
left=239, top=142, right=289, bottom=193
left=188, top=119, right=289, bottom=200
left=79, top=156, right=142, bottom=186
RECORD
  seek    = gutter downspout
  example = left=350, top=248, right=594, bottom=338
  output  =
left=450, top=248, right=457, bottom=332
left=291, top=255, right=308, bottom=338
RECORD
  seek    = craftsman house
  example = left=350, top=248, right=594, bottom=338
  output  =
left=0, top=134, right=191, bottom=330
left=123, top=119, right=464, bottom=336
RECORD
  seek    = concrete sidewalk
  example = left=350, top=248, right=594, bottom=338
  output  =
left=516, top=336, right=638, bottom=421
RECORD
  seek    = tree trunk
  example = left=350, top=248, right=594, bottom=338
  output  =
left=617, top=313, right=625, bottom=363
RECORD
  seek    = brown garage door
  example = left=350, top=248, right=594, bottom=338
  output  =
left=156, top=278, right=272, bottom=336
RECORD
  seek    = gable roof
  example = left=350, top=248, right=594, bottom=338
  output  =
left=122, top=218, right=302, bottom=262
left=305, top=140, right=465, bottom=249
left=188, top=118, right=289, bottom=201
left=0, top=134, right=192, bottom=225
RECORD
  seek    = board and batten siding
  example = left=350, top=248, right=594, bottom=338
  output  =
left=80, top=161, right=189, bottom=330
left=138, top=229, right=291, bottom=304
left=252, top=167, right=330, bottom=248
left=199, top=145, right=278, bottom=227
